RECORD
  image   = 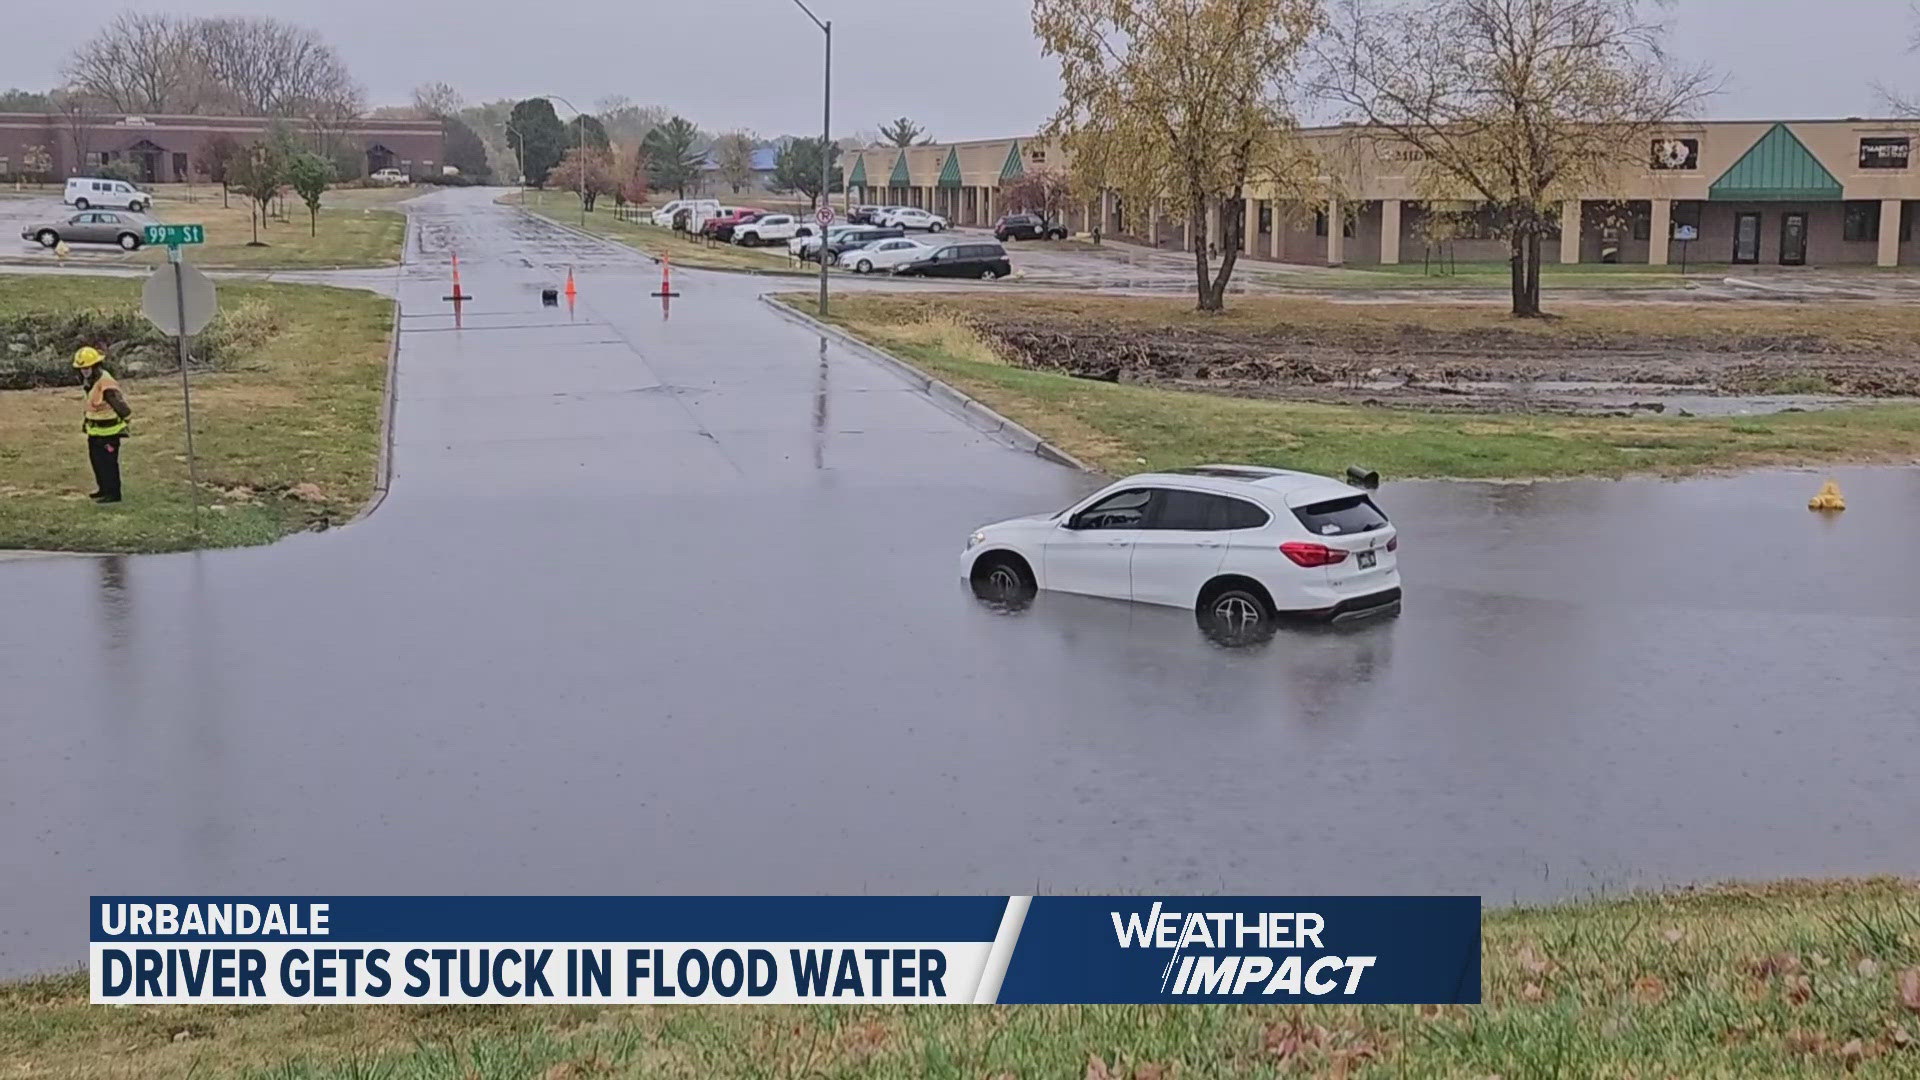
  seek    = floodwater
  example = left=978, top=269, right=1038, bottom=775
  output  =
left=4, top=188, right=1919, bottom=980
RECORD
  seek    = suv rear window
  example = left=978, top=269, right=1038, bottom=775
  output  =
left=1291, top=494, right=1389, bottom=536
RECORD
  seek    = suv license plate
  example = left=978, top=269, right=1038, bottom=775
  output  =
left=1356, top=550, right=1377, bottom=569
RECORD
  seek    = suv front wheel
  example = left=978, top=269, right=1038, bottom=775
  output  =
left=36, top=230, right=58, bottom=248
left=73, top=198, right=89, bottom=210
left=128, top=200, right=146, bottom=213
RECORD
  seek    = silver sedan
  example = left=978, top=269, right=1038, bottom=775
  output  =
left=22, top=211, right=146, bottom=250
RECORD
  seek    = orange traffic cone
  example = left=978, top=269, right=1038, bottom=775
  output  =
left=564, top=266, right=577, bottom=300
left=651, top=253, right=680, bottom=298
left=443, top=252, right=471, bottom=302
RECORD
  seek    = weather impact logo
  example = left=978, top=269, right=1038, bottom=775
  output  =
left=1109, top=902, right=1378, bottom=998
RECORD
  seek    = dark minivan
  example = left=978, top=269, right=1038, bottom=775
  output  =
left=892, top=242, right=1011, bottom=279
left=994, top=212, right=1068, bottom=241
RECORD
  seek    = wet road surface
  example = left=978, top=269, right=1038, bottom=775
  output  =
left=5, top=188, right=1920, bottom=978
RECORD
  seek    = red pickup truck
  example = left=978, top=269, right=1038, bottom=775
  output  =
left=700, top=208, right=769, bottom=242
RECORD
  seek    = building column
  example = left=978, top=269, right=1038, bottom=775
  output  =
left=1270, top=200, right=1284, bottom=259
left=1880, top=199, right=1904, bottom=267
left=1243, top=198, right=1259, bottom=256
left=1326, top=196, right=1344, bottom=266
left=1099, top=189, right=1113, bottom=234
left=1380, top=198, right=1402, bottom=265
left=1149, top=199, right=1160, bottom=246
left=1648, top=199, right=1672, bottom=265
left=1206, top=201, right=1221, bottom=252
left=1560, top=199, right=1582, bottom=264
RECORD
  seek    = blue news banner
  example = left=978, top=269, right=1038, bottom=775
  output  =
left=90, top=896, right=1480, bottom=1005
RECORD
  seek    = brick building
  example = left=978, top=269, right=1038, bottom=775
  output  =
left=846, top=119, right=1920, bottom=269
left=0, top=111, right=447, bottom=184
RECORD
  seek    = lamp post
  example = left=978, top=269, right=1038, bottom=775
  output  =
left=790, top=0, right=832, bottom=316
left=546, top=94, right=588, bottom=229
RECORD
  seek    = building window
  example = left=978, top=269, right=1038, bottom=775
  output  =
left=1650, top=138, right=1699, bottom=170
left=1843, top=201, right=1881, bottom=241
left=172, top=152, right=188, bottom=178
left=1313, top=210, right=1356, bottom=238
left=1028, top=150, right=1046, bottom=163
left=1859, top=137, right=1910, bottom=170
left=1259, top=202, right=1272, bottom=234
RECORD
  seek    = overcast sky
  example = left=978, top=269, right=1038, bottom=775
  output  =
left=11, top=0, right=1919, bottom=139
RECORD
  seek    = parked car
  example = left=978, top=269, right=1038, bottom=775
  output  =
left=651, top=199, right=721, bottom=228
left=24, top=210, right=145, bottom=250
left=792, top=224, right=905, bottom=262
left=64, top=177, right=152, bottom=213
left=820, top=226, right=906, bottom=264
left=892, top=241, right=1010, bottom=279
left=700, top=208, right=768, bottom=241
left=961, top=465, right=1401, bottom=631
left=843, top=237, right=931, bottom=274
left=368, top=168, right=411, bottom=186
left=848, top=205, right=886, bottom=225
left=878, top=206, right=947, bottom=232
left=995, top=212, right=1069, bottom=241
left=732, top=213, right=804, bottom=246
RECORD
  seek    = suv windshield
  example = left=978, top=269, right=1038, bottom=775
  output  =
left=1291, top=494, right=1389, bottom=536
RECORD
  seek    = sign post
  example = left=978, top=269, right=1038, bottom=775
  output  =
left=1672, top=223, right=1699, bottom=276
left=140, top=225, right=214, bottom=530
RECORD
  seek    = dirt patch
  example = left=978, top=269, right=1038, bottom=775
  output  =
left=973, top=316, right=1920, bottom=414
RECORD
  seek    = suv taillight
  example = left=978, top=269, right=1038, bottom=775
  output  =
left=1280, top=541, right=1349, bottom=568
left=1386, top=536, right=1398, bottom=552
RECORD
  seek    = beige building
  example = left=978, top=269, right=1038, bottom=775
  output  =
left=845, top=119, right=1920, bottom=268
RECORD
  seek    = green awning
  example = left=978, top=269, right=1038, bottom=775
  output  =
left=1709, top=124, right=1842, bottom=201
left=848, top=155, right=866, bottom=187
left=999, top=140, right=1024, bottom=182
left=889, top=152, right=910, bottom=187
left=937, top=149, right=962, bottom=188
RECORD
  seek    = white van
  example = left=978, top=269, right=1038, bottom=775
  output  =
left=65, top=177, right=153, bottom=213
left=650, top=198, right=720, bottom=229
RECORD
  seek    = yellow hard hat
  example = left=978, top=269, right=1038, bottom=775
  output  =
left=73, top=346, right=104, bottom=369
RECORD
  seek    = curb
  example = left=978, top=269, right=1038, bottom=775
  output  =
left=343, top=254, right=407, bottom=529
left=759, top=295, right=1095, bottom=474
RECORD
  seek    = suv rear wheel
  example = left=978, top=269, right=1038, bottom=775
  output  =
left=73, top=198, right=89, bottom=210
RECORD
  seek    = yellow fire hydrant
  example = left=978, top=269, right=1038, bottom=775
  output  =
left=1807, top=479, right=1845, bottom=512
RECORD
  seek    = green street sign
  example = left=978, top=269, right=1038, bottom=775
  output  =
left=144, top=223, right=205, bottom=246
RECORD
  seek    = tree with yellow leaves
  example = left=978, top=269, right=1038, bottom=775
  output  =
left=1034, top=0, right=1323, bottom=312
left=1315, top=0, right=1714, bottom=316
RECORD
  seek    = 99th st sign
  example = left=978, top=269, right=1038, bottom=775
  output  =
left=140, top=223, right=216, bottom=526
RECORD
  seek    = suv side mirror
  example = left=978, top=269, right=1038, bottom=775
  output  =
left=1062, top=513, right=1086, bottom=530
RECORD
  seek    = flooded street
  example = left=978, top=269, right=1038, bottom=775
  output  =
left=3, top=189, right=1918, bottom=980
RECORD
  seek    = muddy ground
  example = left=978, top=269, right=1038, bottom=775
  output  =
left=974, top=318, right=1920, bottom=415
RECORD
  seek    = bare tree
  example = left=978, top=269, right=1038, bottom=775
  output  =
left=412, top=81, right=464, bottom=118
left=712, top=131, right=758, bottom=193
left=878, top=117, right=930, bottom=146
left=1316, top=0, right=1715, bottom=316
left=49, top=88, right=100, bottom=174
left=1880, top=2, right=1920, bottom=115
left=190, top=16, right=360, bottom=118
left=1035, top=0, right=1323, bottom=311
left=64, top=12, right=202, bottom=113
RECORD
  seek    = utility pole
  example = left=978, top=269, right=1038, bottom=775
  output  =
left=792, top=0, right=832, bottom=316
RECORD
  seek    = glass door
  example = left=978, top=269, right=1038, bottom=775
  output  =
left=1733, top=212, right=1761, bottom=264
left=1780, top=213, right=1807, bottom=265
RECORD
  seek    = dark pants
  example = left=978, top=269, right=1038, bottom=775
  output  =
left=87, top=434, right=122, bottom=499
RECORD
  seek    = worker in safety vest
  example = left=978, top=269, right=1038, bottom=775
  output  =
left=74, top=346, right=132, bottom=503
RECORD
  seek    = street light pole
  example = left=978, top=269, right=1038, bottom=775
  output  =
left=546, top=94, right=587, bottom=229
left=792, top=0, right=832, bottom=316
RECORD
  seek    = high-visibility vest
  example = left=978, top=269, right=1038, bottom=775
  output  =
left=84, top=370, right=128, bottom=436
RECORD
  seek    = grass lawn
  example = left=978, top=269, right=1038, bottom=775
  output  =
left=139, top=191, right=407, bottom=269
left=780, top=291, right=1920, bottom=479
left=0, top=274, right=393, bottom=553
left=5, top=880, right=1918, bottom=1078
left=505, top=189, right=816, bottom=276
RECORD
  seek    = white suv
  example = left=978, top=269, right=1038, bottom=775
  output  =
left=732, top=213, right=803, bottom=246
left=961, top=465, right=1401, bottom=630
left=880, top=207, right=947, bottom=232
